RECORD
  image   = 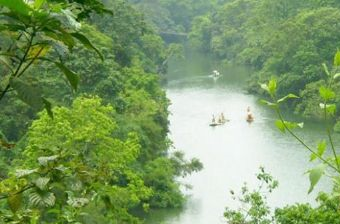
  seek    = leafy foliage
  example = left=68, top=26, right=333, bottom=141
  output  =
left=0, top=97, right=152, bottom=223
left=224, top=167, right=278, bottom=224
left=0, top=0, right=104, bottom=113
left=0, top=1, right=202, bottom=223
left=225, top=169, right=340, bottom=224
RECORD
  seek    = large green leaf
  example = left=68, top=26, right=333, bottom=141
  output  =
left=10, top=78, right=43, bottom=109
left=268, top=79, right=277, bottom=96
left=275, top=120, right=303, bottom=133
left=55, top=62, right=79, bottom=91
left=260, top=83, right=269, bottom=92
left=260, top=79, right=277, bottom=97
left=34, top=177, right=50, bottom=190
left=34, top=0, right=45, bottom=9
left=30, top=192, right=54, bottom=207
left=44, top=29, right=75, bottom=50
left=29, top=191, right=56, bottom=207
left=319, top=103, right=337, bottom=115
left=15, top=169, right=38, bottom=178
left=310, top=141, right=327, bottom=161
left=322, top=63, right=330, bottom=76
left=319, top=86, right=335, bottom=101
left=0, top=0, right=31, bottom=16
left=10, top=79, right=54, bottom=117
left=260, top=99, right=277, bottom=108
left=67, top=196, right=89, bottom=208
left=307, top=164, right=326, bottom=194
left=277, top=93, right=299, bottom=103
left=275, top=120, right=285, bottom=133
left=71, top=32, right=104, bottom=61
left=334, top=73, right=340, bottom=80
left=38, top=155, right=58, bottom=166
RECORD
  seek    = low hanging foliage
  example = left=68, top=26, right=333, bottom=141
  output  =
left=0, top=0, right=105, bottom=116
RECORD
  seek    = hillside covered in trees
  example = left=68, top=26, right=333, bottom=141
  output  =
left=0, top=0, right=201, bottom=223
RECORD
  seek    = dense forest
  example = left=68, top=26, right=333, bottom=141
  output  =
left=0, top=0, right=202, bottom=223
left=1, top=0, right=340, bottom=223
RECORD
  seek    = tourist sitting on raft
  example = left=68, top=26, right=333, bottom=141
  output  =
left=210, top=113, right=229, bottom=126
left=246, top=106, right=254, bottom=122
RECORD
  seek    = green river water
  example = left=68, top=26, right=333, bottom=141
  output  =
left=145, top=52, right=333, bottom=224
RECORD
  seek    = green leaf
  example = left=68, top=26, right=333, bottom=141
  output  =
left=326, top=104, right=337, bottom=116
left=319, top=86, right=335, bottom=101
left=319, top=103, right=337, bottom=115
left=307, top=165, right=326, bottom=194
left=277, top=93, right=299, bottom=103
left=310, top=141, right=327, bottom=161
left=42, top=98, right=53, bottom=119
left=71, top=32, right=104, bottom=61
left=34, top=177, right=50, bottom=190
left=15, top=169, right=38, bottom=178
left=334, top=50, right=340, bottom=67
left=275, top=120, right=285, bottom=133
left=286, top=121, right=303, bottom=130
left=8, top=193, right=22, bottom=213
left=34, top=0, right=45, bottom=9
left=275, top=120, right=304, bottom=133
left=297, top=122, right=304, bottom=128
left=0, top=0, right=31, bottom=16
left=260, top=83, right=269, bottom=92
left=29, top=191, right=56, bottom=207
left=10, top=78, right=43, bottom=109
left=268, top=79, right=277, bottom=96
left=38, top=155, right=58, bottom=166
left=322, top=63, right=330, bottom=76
left=55, top=62, right=79, bottom=91
left=44, top=29, right=75, bottom=50
left=260, top=99, right=277, bottom=108
left=67, top=196, right=89, bottom=208
left=334, top=73, right=340, bottom=80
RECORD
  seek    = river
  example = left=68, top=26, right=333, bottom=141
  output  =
left=145, top=53, right=332, bottom=224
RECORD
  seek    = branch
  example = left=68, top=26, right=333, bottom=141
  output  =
left=0, top=184, right=34, bottom=200
left=0, top=30, right=36, bottom=101
left=276, top=108, right=339, bottom=173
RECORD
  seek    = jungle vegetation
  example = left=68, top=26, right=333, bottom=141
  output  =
left=2, top=0, right=340, bottom=223
left=0, top=0, right=202, bottom=223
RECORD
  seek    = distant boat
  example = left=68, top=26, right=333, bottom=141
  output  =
left=246, top=117, right=254, bottom=123
left=209, top=123, right=220, bottom=127
left=209, top=70, right=221, bottom=80
left=212, top=70, right=220, bottom=76
left=209, top=117, right=229, bottom=127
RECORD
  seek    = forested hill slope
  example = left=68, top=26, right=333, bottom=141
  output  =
left=130, top=0, right=218, bottom=34
left=0, top=0, right=201, bottom=223
left=186, top=0, right=340, bottom=130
